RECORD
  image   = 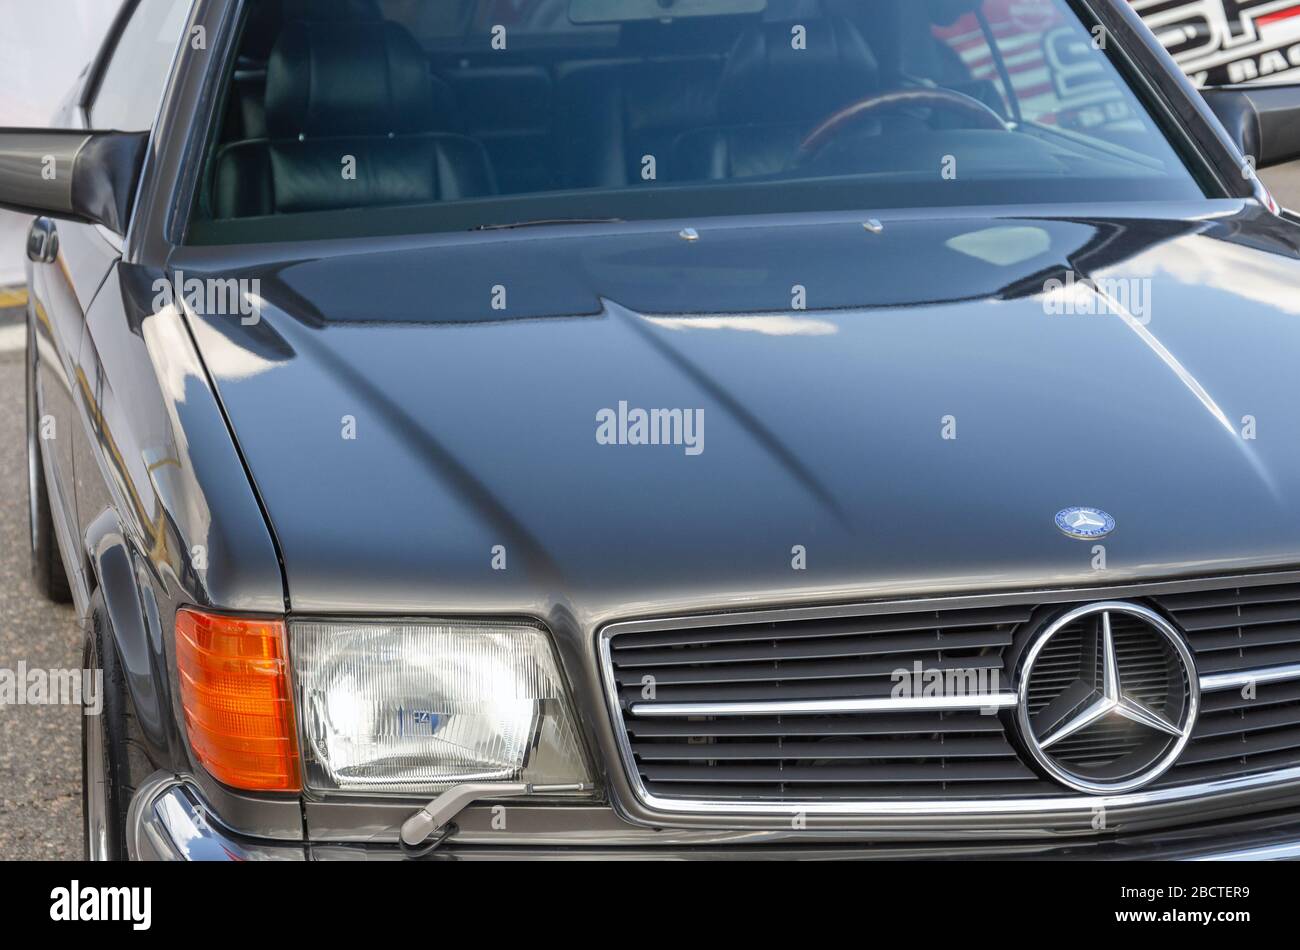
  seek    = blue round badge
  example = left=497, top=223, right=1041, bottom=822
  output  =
left=1055, top=507, right=1115, bottom=540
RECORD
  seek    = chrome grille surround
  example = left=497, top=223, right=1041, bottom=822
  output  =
left=596, top=571, right=1300, bottom=831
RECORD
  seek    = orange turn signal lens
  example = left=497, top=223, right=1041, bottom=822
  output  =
left=175, top=609, right=300, bottom=792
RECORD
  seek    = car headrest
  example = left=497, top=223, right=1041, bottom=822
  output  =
left=241, top=0, right=384, bottom=61
left=265, top=19, right=435, bottom=139
left=717, top=17, right=880, bottom=123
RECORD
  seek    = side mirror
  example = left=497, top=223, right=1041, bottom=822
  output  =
left=1201, top=83, right=1300, bottom=170
left=0, top=129, right=148, bottom=236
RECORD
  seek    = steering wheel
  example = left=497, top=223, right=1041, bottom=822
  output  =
left=799, top=87, right=1011, bottom=158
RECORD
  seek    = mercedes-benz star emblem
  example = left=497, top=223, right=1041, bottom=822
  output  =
left=1055, top=506, right=1115, bottom=540
left=1016, top=601, right=1198, bottom=794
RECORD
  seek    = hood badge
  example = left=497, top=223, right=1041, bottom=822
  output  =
left=1055, top=507, right=1115, bottom=540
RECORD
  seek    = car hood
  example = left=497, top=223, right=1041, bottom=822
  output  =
left=176, top=201, right=1300, bottom=624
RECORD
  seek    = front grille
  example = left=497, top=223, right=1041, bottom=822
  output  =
left=602, top=580, right=1300, bottom=809
left=606, top=603, right=1056, bottom=801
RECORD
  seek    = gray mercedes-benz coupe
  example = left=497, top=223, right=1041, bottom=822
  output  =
left=5, top=0, right=1300, bottom=860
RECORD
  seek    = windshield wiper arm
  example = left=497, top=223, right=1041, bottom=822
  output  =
left=472, top=217, right=623, bottom=231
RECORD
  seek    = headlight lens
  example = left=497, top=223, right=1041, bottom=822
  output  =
left=291, top=620, right=590, bottom=795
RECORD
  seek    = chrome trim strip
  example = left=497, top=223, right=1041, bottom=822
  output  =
left=630, top=694, right=1018, bottom=717
left=632, top=661, right=1300, bottom=717
left=127, top=772, right=187, bottom=860
left=1190, top=842, right=1300, bottom=862
left=1199, top=662, right=1300, bottom=693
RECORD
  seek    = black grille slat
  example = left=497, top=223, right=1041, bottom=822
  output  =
left=1177, top=602, right=1300, bottom=632
left=641, top=761, right=1037, bottom=784
left=611, top=628, right=1012, bottom=668
left=625, top=713, right=1004, bottom=737
left=630, top=736, right=1013, bottom=761
left=1157, top=584, right=1300, bottom=611
left=1158, top=586, right=1300, bottom=678
left=649, top=780, right=1064, bottom=800
left=1178, top=725, right=1300, bottom=765
left=612, top=606, right=1033, bottom=651
left=1184, top=624, right=1300, bottom=653
left=617, top=653, right=1003, bottom=687
left=1163, top=748, right=1300, bottom=785
left=1193, top=703, right=1300, bottom=738
left=1194, top=645, right=1300, bottom=674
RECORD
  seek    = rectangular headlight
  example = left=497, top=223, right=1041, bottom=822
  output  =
left=290, top=620, right=590, bottom=795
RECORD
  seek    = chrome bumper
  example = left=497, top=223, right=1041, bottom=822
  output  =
left=128, top=775, right=305, bottom=861
left=127, top=773, right=1300, bottom=861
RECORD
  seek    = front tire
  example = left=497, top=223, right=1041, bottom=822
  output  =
left=82, top=601, right=131, bottom=860
left=25, top=312, right=72, bottom=604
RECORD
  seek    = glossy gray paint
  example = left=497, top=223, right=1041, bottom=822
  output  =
left=18, top=0, right=1300, bottom=850
left=171, top=200, right=1300, bottom=623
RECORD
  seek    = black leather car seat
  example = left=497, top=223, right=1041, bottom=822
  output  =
left=555, top=14, right=733, bottom=191
left=212, top=17, right=494, bottom=218
left=223, top=0, right=417, bottom=142
left=673, top=17, right=881, bottom=181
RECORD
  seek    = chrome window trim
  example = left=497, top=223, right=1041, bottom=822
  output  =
left=596, top=568, right=1300, bottom=822
left=118, top=0, right=198, bottom=257
left=161, top=0, right=245, bottom=251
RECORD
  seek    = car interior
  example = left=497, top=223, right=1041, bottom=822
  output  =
left=199, top=0, right=1195, bottom=225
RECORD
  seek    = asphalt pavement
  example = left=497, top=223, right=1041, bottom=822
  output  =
left=0, top=297, right=82, bottom=860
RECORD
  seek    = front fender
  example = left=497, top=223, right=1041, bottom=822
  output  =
left=84, top=508, right=183, bottom=775
left=84, top=507, right=307, bottom=842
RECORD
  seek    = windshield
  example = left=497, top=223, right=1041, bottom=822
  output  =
left=190, top=0, right=1204, bottom=243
